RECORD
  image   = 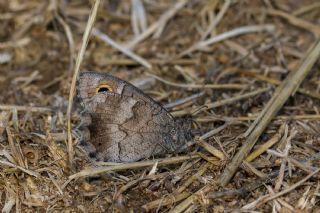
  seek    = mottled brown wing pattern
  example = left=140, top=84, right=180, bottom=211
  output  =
left=76, top=72, right=192, bottom=162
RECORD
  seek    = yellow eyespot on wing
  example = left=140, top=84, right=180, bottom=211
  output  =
left=96, top=84, right=113, bottom=93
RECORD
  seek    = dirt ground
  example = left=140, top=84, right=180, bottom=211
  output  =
left=1, top=0, right=320, bottom=212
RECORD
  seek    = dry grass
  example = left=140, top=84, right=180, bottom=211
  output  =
left=1, top=0, right=320, bottom=212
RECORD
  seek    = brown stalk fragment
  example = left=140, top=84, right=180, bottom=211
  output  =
left=69, top=155, right=201, bottom=180
left=142, top=192, right=191, bottom=212
left=266, top=9, right=320, bottom=36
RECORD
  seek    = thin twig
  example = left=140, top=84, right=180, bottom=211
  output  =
left=175, top=163, right=210, bottom=194
left=55, top=13, right=75, bottom=72
left=142, top=192, right=191, bottom=212
left=168, top=185, right=212, bottom=213
left=142, top=163, right=210, bottom=211
left=69, top=155, right=201, bottom=180
left=131, top=0, right=147, bottom=36
left=198, top=140, right=226, bottom=160
left=125, top=0, right=188, bottom=49
left=172, top=88, right=269, bottom=117
left=66, top=0, right=101, bottom=165
left=192, top=87, right=270, bottom=115
left=164, top=92, right=205, bottom=109
left=95, top=58, right=197, bottom=66
left=93, top=29, right=152, bottom=69
left=180, top=24, right=275, bottom=57
left=238, top=70, right=320, bottom=100
left=293, top=2, right=320, bottom=16
left=0, top=160, right=39, bottom=177
left=196, top=114, right=320, bottom=122
left=0, top=105, right=52, bottom=112
left=258, top=169, right=320, bottom=206
left=201, top=0, right=231, bottom=40
left=266, top=9, right=320, bottom=36
left=245, top=124, right=285, bottom=162
left=150, top=74, right=247, bottom=90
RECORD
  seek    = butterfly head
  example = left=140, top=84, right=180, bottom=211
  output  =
left=78, top=72, right=126, bottom=97
left=77, top=72, right=128, bottom=109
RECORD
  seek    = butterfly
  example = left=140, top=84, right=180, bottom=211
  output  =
left=76, top=72, right=193, bottom=162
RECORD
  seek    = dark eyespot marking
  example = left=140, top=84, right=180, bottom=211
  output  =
left=96, top=84, right=113, bottom=94
left=89, top=152, right=97, bottom=158
left=97, top=87, right=109, bottom=93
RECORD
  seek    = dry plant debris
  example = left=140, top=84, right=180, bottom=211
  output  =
left=0, top=0, right=320, bottom=212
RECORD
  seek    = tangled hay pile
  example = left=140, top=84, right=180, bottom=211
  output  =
left=1, top=0, right=320, bottom=212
